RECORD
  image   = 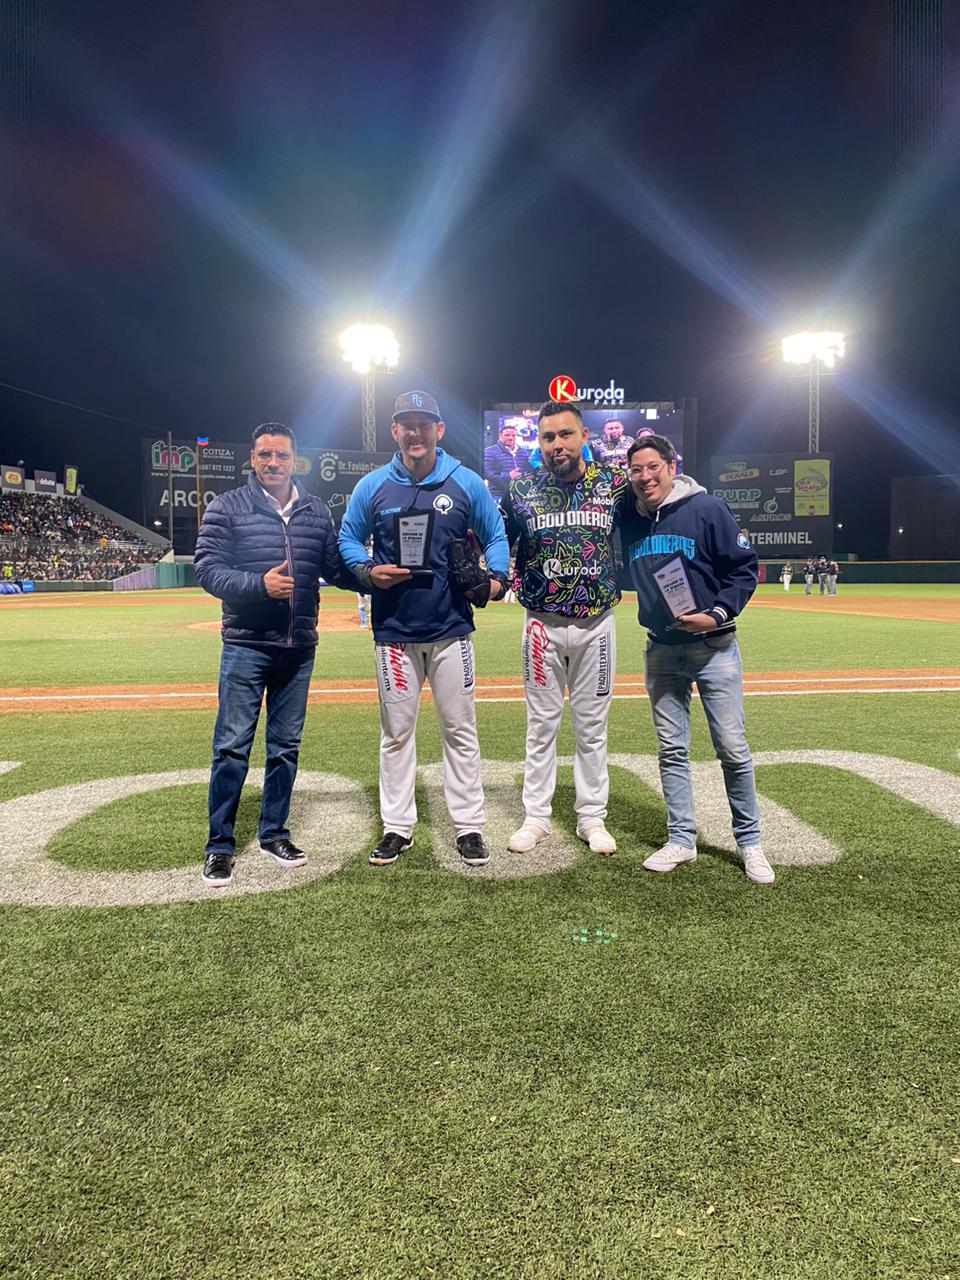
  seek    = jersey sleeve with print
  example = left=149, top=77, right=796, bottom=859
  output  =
left=504, top=463, right=628, bottom=618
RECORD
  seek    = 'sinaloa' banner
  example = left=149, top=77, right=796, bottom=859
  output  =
left=709, top=452, right=833, bottom=553
left=142, top=439, right=392, bottom=551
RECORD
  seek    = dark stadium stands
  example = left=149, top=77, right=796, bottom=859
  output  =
left=0, top=493, right=164, bottom=583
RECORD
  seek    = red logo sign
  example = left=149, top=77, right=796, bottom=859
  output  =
left=526, top=620, right=549, bottom=687
left=548, top=374, right=577, bottom=403
left=387, top=644, right=408, bottom=692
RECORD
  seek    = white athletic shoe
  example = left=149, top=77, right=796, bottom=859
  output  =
left=576, top=823, right=617, bottom=855
left=507, top=822, right=548, bottom=853
left=738, top=844, right=775, bottom=885
left=642, top=842, right=697, bottom=873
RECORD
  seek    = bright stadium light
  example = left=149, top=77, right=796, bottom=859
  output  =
left=781, top=331, right=846, bottom=369
left=339, top=324, right=399, bottom=375
left=782, top=330, right=846, bottom=453
left=338, top=324, right=400, bottom=451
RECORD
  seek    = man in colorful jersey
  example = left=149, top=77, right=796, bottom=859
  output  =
left=594, top=417, right=635, bottom=467
left=339, top=390, right=509, bottom=869
left=194, top=422, right=357, bottom=887
left=616, top=433, right=774, bottom=885
left=500, top=401, right=628, bottom=856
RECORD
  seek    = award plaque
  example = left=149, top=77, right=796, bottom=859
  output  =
left=395, top=508, right=435, bottom=587
left=651, top=554, right=698, bottom=627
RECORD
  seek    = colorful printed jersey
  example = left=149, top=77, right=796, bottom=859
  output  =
left=595, top=436, right=635, bottom=467
left=502, top=463, right=628, bottom=618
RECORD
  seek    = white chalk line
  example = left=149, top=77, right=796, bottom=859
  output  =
left=3, top=682, right=960, bottom=706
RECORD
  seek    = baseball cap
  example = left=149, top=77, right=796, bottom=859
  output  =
left=393, top=390, right=441, bottom=422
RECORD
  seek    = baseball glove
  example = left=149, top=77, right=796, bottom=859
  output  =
left=447, top=531, right=492, bottom=607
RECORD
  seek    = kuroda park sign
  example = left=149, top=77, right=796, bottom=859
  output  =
left=1, top=754, right=959, bottom=907
left=548, top=375, right=625, bottom=406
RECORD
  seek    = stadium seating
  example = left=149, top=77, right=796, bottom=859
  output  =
left=0, top=493, right=163, bottom=583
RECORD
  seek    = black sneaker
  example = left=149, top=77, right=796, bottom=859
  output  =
left=369, top=832, right=412, bottom=866
left=201, top=852, right=235, bottom=886
left=259, top=838, right=308, bottom=867
left=456, top=832, right=490, bottom=867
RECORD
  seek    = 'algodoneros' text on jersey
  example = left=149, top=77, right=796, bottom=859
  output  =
left=502, top=463, right=628, bottom=618
left=615, top=474, right=758, bottom=644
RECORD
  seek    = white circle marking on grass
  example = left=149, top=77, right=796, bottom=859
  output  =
left=0, top=769, right=373, bottom=908
left=0, top=750, right=957, bottom=906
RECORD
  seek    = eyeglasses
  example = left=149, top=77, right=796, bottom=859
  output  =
left=628, top=462, right=665, bottom=478
left=254, top=450, right=293, bottom=462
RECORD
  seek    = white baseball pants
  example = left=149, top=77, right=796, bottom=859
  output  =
left=374, top=635, right=485, bottom=839
left=519, top=609, right=616, bottom=827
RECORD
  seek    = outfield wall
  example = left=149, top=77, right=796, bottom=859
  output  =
left=762, top=560, right=960, bottom=583
left=31, top=580, right=113, bottom=593
left=155, top=561, right=199, bottom=588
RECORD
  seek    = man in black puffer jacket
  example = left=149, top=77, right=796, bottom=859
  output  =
left=194, top=422, right=356, bottom=887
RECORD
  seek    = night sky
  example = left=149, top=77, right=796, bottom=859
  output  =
left=2, top=0, right=958, bottom=556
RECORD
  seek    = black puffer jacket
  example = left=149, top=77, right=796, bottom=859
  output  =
left=195, top=475, right=356, bottom=647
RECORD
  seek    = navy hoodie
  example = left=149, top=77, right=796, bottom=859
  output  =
left=616, top=473, right=758, bottom=645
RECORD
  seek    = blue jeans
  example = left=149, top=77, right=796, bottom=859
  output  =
left=206, top=642, right=315, bottom=854
left=643, top=632, right=760, bottom=849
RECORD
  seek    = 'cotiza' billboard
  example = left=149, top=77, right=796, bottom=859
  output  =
left=142, top=440, right=392, bottom=553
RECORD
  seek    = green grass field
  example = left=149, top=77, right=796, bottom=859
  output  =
left=2, top=586, right=959, bottom=1278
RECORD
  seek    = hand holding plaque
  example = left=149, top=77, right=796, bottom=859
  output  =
left=395, top=508, right=435, bottom=587
left=651, top=555, right=698, bottom=628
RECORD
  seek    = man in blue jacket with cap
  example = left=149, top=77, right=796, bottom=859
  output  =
left=339, top=390, right=509, bottom=869
left=617, top=433, right=774, bottom=885
left=195, top=422, right=356, bottom=887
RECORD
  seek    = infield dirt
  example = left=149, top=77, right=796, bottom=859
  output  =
left=3, top=668, right=960, bottom=712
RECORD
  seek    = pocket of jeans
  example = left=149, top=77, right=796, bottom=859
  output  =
left=702, top=631, right=735, bottom=651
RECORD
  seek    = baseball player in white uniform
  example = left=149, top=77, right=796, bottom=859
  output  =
left=338, top=390, right=509, bottom=868
left=500, top=400, right=629, bottom=856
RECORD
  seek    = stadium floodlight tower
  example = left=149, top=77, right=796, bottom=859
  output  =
left=338, top=324, right=400, bottom=452
left=781, top=331, right=846, bottom=453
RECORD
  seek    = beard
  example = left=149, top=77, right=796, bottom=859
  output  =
left=545, top=452, right=580, bottom=478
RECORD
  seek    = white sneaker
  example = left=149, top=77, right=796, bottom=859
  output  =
left=738, top=845, right=775, bottom=884
left=643, top=843, right=697, bottom=873
left=507, top=822, right=548, bottom=853
left=576, top=823, right=617, bottom=855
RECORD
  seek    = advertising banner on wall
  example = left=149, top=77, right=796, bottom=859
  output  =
left=304, top=449, right=394, bottom=525
left=1, top=465, right=25, bottom=491
left=33, top=470, right=58, bottom=494
left=64, top=465, right=79, bottom=495
left=141, top=438, right=242, bottom=550
left=709, top=452, right=833, bottom=554
left=142, top=439, right=392, bottom=552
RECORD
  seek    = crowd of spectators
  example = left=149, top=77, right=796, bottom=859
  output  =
left=0, top=493, right=164, bottom=583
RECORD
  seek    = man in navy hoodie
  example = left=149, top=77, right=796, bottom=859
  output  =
left=617, top=434, right=774, bottom=885
left=195, top=422, right=357, bottom=887
left=339, top=390, right=510, bottom=869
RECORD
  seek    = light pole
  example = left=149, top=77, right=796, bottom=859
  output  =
left=338, top=324, right=400, bottom=452
left=781, top=331, right=846, bottom=453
